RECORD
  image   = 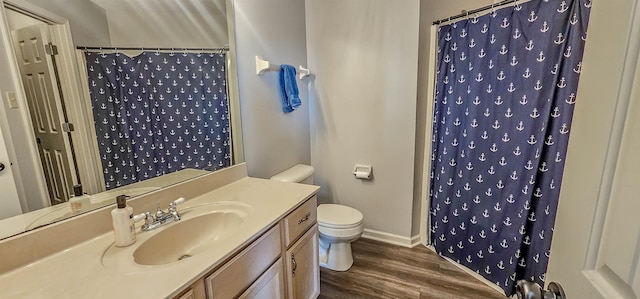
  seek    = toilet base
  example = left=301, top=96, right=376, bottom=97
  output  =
left=319, top=237, right=354, bottom=271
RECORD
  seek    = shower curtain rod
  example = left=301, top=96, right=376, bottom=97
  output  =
left=432, top=0, right=520, bottom=25
left=76, top=46, right=229, bottom=52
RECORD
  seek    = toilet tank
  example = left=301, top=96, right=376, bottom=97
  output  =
left=270, top=164, right=315, bottom=184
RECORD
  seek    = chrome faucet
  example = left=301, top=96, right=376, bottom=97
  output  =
left=139, top=198, right=186, bottom=231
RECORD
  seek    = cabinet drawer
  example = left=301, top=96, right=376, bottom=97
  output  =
left=205, top=224, right=281, bottom=299
left=283, top=196, right=317, bottom=247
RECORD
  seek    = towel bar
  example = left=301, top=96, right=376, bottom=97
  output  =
left=255, top=56, right=311, bottom=79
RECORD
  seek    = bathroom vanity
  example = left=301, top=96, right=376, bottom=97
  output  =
left=0, top=163, right=320, bottom=298
left=175, top=196, right=319, bottom=299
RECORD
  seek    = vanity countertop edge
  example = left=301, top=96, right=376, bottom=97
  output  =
left=0, top=168, right=320, bottom=299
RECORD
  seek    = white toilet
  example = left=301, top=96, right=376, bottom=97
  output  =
left=270, top=164, right=364, bottom=271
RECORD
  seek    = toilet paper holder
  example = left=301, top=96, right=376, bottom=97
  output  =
left=353, top=164, right=373, bottom=180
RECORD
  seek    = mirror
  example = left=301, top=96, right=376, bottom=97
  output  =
left=0, top=0, right=243, bottom=240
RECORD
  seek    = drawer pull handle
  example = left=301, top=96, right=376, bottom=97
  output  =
left=291, top=253, right=297, bottom=277
left=298, top=212, right=311, bottom=225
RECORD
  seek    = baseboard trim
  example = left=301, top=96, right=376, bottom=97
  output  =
left=361, top=229, right=418, bottom=248
left=411, top=235, right=422, bottom=247
left=426, top=245, right=507, bottom=296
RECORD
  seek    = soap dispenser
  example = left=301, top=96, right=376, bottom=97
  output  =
left=69, top=184, right=91, bottom=215
left=112, top=195, right=136, bottom=247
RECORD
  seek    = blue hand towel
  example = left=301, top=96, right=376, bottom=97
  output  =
left=279, top=64, right=301, bottom=113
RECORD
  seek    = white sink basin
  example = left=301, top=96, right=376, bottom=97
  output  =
left=101, top=201, right=253, bottom=269
left=133, top=210, right=245, bottom=265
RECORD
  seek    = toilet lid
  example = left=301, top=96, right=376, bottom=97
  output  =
left=317, top=204, right=363, bottom=229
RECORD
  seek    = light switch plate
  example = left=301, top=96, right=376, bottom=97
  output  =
left=5, top=91, right=18, bottom=109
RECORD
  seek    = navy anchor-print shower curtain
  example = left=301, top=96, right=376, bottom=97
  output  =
left=429, top=0, right=591, bottom=295
left=85, top=51, right=232, bottom=190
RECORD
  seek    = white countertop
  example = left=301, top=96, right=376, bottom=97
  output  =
left=0, top=177, right=319, bottom=298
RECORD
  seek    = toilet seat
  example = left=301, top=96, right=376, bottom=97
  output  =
left=319, top=220, right=363, bottom=229
left=318, top=224, right=363, bottom=240
left=317, top=204, right=363, bottom=229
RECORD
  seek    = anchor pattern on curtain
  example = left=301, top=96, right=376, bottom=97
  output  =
left=429, top=0, right=590, bottom=294
left=85, top=52, right=232, bottom=190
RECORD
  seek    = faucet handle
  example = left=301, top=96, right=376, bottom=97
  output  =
left=168, top=197, right=186, bottom=210
left=139, top=212, right=155, bottom=231
left=133, top=213, right=146, bottom=223
left=133, top=213, right=148, bottom=230
left=144, top=212, right=154, bottom=223
left=172, top=197, right=186, bottom=206
left=155, top=204, right=165, bottom=219
left=168, top=197, right=185, bottom=221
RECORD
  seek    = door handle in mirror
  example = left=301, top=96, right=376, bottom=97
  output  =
left=0, top=162, right=5, bottom=172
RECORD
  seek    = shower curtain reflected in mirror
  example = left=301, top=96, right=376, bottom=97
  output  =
left=428, top=0, right=591, bottom=295
left=85, top=51, right=232, bottom=190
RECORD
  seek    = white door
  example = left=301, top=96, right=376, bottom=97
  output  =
left=0, top=126, right=22, bottom=219
left=545, top=1, right=640, bottom=298
left=10, top=24, right=75, bottom=205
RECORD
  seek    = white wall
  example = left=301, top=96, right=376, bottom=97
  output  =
left=92, top=0, right=227, bottom=48
left=306, top=0, right=420, bottom=238
left=21, top=0, right=110, bottom=46
left=232, top=0, right=310, bottom=178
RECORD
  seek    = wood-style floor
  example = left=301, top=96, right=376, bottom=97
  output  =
left=319, top=238, right=507, bottom=299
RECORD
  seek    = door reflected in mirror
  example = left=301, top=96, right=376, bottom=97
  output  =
left=0, top=0, right=242, bottom=240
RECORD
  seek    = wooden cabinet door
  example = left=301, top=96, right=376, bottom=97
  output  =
left=239, top=260, right=285, bottom=299
left=285, top=225, right=319, bottom=299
